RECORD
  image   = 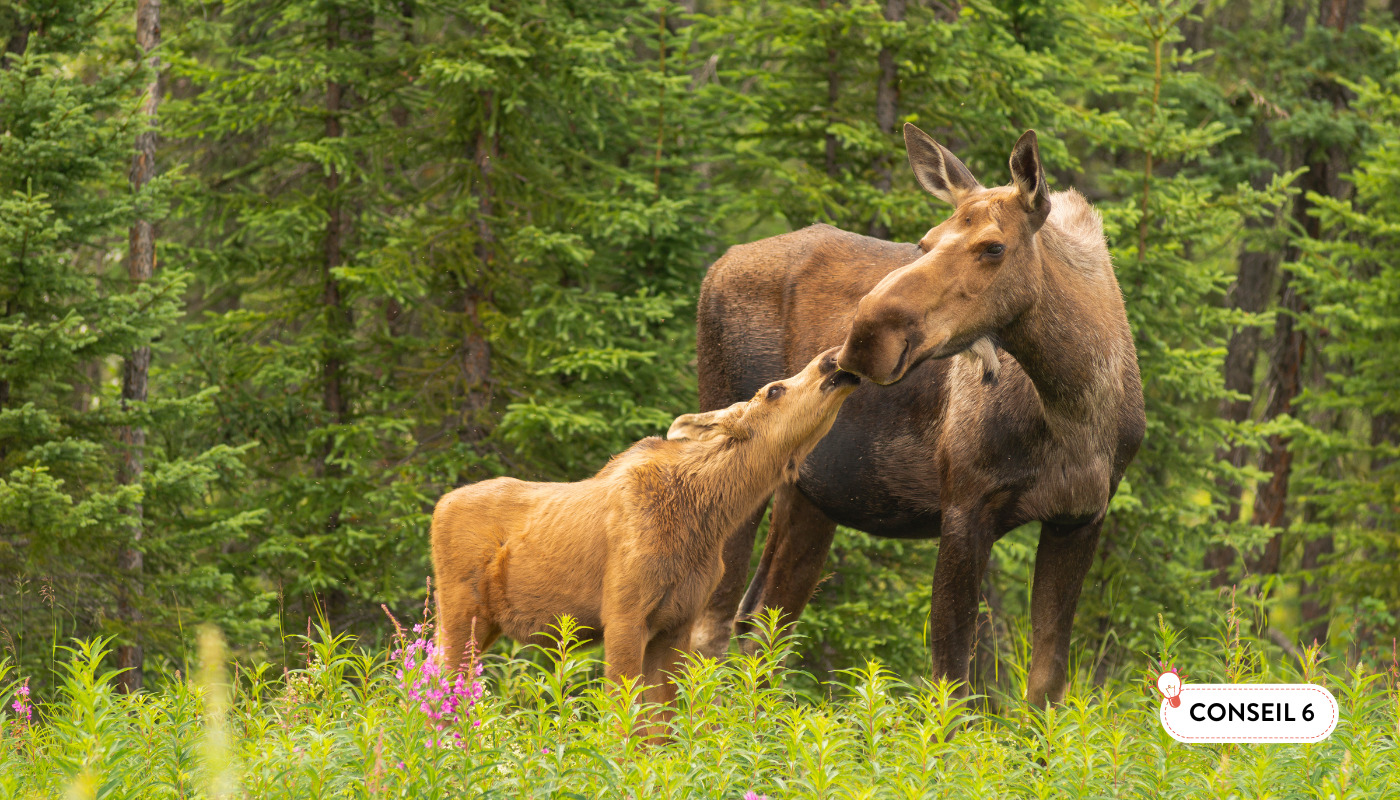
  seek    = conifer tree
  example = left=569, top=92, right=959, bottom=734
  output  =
left=5, top=0, right=1398, bottom=682
left=164, top=0, right=717, bottom=633
left=115, top=0, right=162, bottom=695
left=1291, top=36, right=1400, bottom=660
left=0, top=0, right=256, bottom=683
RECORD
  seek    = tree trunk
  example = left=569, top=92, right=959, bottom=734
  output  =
left=1207, top=125, right=1283, bottom=587
left=314, top=5, right=360, bottom=629
left=1288, top=0, right=1356, bottom=619
left=1318, top=0, right=1360, bottom=31
left=868, top=0, right=905, bottom=239
left=73, top=360, right=102, bottom=413
left=321, top=5, right=350, bottom=476
left=1282, top=0, right=1308, bottom=40
left=929, top=1, right=960, bottom=23
left=461, top=93, right=495, bottom=444
left=1175, top=1, right=1209, bottom=64
left=821, top=1, right=840, bottom=181
left=389, top=0, right=414, bottom=129
left=386, top=3, right=412, bottom=336
left=0, top=16, right=22, bottom=444
left=1247, top=0, right=1354, bottom=579
left=1297, top=513, right=1333, bottom=645
left=115, top=0, right=161, bottom=695
left=1246, top=213, right=1307, bottom=576
left=2, top=19, right=26, bottom=66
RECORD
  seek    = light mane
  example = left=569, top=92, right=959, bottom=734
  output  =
left=1039, top=189, right=1111, bottom=277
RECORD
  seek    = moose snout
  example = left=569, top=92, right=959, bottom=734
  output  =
left=837, top=288, right=926, bottom=385
left=816, top=347, right=860, bottom=392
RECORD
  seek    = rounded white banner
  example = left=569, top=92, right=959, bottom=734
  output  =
left=1158, top=683, right=1338, bottom=743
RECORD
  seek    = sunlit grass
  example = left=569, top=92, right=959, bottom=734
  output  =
left=2, top=610, right=1397, bottom=799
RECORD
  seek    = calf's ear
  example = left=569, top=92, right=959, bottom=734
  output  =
left=669, top=409, right=733, bottom=442
left=905, top=123, right=982, bottom=206
left=667, top=411, right=723, bottom=442
left=668, top=403, right=749, bottom=442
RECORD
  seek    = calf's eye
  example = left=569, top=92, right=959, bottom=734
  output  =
left=766, top=385, right=786, bottom=401
left=984, top=243, right=1006, bottom=257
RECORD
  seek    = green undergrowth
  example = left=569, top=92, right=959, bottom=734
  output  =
left=1, top=611, right=1397, bottom=799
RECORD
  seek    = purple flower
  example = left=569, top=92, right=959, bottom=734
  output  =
left=10, top=679, right=32, bottom=724
left=390, top=625, right=484, bottom=750
left=743, top=793, right=770, bottom=800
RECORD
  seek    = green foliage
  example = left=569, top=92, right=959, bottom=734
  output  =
left=153, top=0, right=719, bottom=633
left=1290, top=29, right=1400, bottom=662
left=3, top=0, right=1400, bottom=702
left=1074, top=0, right=1296, bottom=660
left=3, top=613, right=1398, bottom=798
left=0, top=1, right=261, bottom=684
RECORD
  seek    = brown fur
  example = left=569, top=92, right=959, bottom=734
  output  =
left=691, top=126, right=1145, bottom=707
left=430, top=348, right=859, bottom=732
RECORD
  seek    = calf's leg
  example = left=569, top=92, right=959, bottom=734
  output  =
left=602, top=616, right=652, bottom=740
left=1025, top=518, right=1102, bottom=707
left=641, top=626, right=691, bottom=741
left=736, top=483, right=838, bottom=653
left=926, top=506, right=994, bottom=696
left=691, top=501, right=769, bottom=658
left=436, top=582, right=500, bottom=672
left=603, top=618, right=648, bottom=686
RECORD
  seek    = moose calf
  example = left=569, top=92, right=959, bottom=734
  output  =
left=430, top=347, right=859, bottom=724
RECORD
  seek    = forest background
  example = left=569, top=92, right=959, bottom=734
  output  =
left=2, top=0, right=1398, bottom=698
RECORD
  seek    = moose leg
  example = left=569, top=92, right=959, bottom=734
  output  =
left=926, top=506, right=994, bottom=695
left=691, top=501, right=770, bottom=658
left=600, top=615, right=652, bottom=740
left=1025, top=517, right=1102, bottom=707
left=603, top=618, right=649, bottom=687
left=435, top=584, right=499, bottom=672
left=641, top=626, right=691, bottom=741
left=735, top=483, right=837, bottom=652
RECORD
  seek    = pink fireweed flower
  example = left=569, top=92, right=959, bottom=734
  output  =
left=389, top=618, right=484, bottom=750
left=743, top=793, right=770, bottom=800
left=9, top=679, right=32, bottom=734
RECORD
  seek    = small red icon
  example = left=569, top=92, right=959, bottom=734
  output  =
left=1157, top=667, right=1183, bottom=708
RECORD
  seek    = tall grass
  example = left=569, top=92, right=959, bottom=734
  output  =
left=2, top=608, right=1397, bottom=799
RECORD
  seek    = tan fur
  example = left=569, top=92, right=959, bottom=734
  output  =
left=430, top=348, right=858, bottom=736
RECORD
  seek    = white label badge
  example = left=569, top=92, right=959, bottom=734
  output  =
left=1158, top=683, right=1338, bottom=743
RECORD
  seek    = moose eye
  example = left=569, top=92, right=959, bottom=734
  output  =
left=984, top=243, right=1006, bottom=257
left=766, top=384, right=786, bottom=401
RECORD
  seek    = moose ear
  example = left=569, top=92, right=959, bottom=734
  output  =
left=667, top=403, right=749, bottom=443
left=905, top=123, right=982, bottom=206
left=1009, top=130, right=1051, bottom=225
left=667, top=411, right=724, bottom=442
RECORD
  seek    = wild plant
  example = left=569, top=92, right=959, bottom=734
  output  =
left=0, top=600, right=1396, bottom=799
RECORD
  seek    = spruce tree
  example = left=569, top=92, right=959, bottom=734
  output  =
left=1291, top=36, right=1400, bottom=659
left=0, top=0, right=256, bottom=683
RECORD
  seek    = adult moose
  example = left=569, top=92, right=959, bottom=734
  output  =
left=692, top=125, right=1144, bottom=706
